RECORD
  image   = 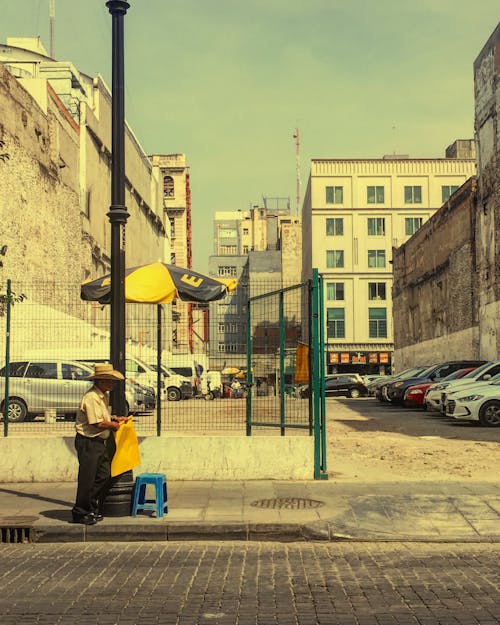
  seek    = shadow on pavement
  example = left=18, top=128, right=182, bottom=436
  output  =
left=0, top=487, right=71, bottom=508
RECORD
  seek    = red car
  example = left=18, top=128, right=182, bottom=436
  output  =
left=403, top=367, right=477, bottom=408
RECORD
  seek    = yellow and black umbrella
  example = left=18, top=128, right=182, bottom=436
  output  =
left=81, top=261, right=237, bottom=304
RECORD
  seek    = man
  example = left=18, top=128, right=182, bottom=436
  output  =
left=72, top=363, right=128, bottom=525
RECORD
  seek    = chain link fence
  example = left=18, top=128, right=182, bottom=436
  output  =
left=1, top=279, right=314, bottom=437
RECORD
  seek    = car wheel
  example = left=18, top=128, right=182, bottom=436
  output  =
left=349, top=388, right=361, bottom=398
left=167, top=387, right=181, bottom=402
left=478, top=400, right=500, bottom=427
left=4, top=398, right=27, bottom=423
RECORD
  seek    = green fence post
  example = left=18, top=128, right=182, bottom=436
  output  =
left=3, top=279, right=11, bottom=437
left=279, top=290, right=286, bottom=435
left=246, top=299, right=252, bottom=436
left=319, top=273, right=327, bottom=473
left=311, top=269, right=322, bottom=478
left=308, top=279, right=313, bottom=435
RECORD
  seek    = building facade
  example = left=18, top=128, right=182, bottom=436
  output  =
left=302, top=146, right=476, bottom=374
left=150, top=153, right=194, bottom=353
left=207, top=199, right=302, bottom=369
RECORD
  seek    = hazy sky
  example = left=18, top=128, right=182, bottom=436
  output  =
left=1, top=1, right=499, bottom=268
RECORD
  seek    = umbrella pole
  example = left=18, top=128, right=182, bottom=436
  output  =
left=156, top=304, right=162, bottom=436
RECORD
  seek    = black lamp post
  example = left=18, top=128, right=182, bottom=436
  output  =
left=106, top=0, right=130, bottom=415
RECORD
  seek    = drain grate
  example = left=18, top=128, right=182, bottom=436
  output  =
left=250, top=498, right=324, bottom=510
left=0, top=516, right=37, bottom=544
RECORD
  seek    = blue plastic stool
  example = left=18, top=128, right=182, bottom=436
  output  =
left=131, top=473, right=168, bottom=518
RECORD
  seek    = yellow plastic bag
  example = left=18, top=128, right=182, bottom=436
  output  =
left=111, top=419, right=141, bottom=477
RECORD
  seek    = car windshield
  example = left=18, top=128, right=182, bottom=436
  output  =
left=488, top=373, right=500, bottom=385
left=441, top=368, right=473, bottom=382
left=461, top=361, right=496, bottom=379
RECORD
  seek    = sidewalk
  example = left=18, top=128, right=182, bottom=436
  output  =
left=1, top=479, right=499, bottom=543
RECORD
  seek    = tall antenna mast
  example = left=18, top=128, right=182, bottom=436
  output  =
left=49, top=0, right=55, bottom=58
left=293, top=127, right=301, bottom=215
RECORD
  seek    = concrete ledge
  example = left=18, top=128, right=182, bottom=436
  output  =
left=0, top=436, right=314, bottom=481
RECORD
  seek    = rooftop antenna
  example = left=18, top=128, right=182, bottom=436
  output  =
left=49, top=0, right=55, bottom=58
left=293, top=127, right=301, bottom=215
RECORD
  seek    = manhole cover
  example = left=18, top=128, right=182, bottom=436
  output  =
left=250, top=498, right=324, bottom=510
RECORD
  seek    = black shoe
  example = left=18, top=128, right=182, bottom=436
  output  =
left=72, top=513, right=97, bottom=526
left=93, top=513, right=104, bottom=522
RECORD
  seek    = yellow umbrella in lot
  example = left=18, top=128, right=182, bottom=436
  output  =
left=221, top=367, right=241, bottom=375
left=81, top=261, right=237, bottom=304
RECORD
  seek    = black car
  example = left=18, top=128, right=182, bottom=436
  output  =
left=300, top=376, right=368, bottom=399
left=385, top=360, right=487, bottom=404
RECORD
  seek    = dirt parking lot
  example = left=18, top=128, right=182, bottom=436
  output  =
left=327, top=397, right=500, bottom=482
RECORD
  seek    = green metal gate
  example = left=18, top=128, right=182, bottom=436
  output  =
left=245, top=269, right=327, bottom=479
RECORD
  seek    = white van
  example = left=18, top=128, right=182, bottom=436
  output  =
left=166, top=358, right=203, bottom=396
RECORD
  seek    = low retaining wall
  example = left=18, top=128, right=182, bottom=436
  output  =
left=0, top=436, right=315, bottom=482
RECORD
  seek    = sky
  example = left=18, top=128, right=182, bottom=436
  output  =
left=1, top=1, right=499, bottom=268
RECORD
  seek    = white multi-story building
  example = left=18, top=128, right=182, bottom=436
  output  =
left=302, top=142, right=476, bottom=374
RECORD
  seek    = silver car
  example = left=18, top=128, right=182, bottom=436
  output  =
left=0, top=359, right=140, bottom=422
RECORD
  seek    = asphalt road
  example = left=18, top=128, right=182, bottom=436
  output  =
left=1, top=542, right=499, bottom=625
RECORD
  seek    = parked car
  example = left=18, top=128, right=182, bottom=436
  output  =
left=385, top=360, right=486, bottom=404
left=446, top=378, right=500, bottom=427
left=373, top=366, right=431, bottom=401
left=441, top=371, right=500, bottom=416
left=300, top=375, right=368, bottom=399
left=146, top=363, right=193, bottom=401
left=424, top=360, right=500, bottom=412
left=0, top=359, right=151, bottom=422
left=403, top=367, right=476, bottom=408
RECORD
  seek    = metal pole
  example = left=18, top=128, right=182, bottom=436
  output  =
left=3, top=279, right=11, bottom=437
left=279, top=291, right=286, bottom=435
left=246, top=299, right=252, bottom=436
left=156, top=304, right=162, bottom=436
left=106, top=0, right=130, bottom=416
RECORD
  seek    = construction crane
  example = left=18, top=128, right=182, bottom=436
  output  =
left=49, top=0, right=55, bottom=58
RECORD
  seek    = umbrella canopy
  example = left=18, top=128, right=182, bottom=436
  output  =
left=81, top=262, right=237, bottom=304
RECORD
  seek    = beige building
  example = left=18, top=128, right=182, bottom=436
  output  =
left=150, top=154, right=195, bottom=353
left=302, top=146, right=476, bottom=374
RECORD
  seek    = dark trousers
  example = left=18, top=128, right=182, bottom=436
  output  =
left=72, top=434, right=113, bottom=518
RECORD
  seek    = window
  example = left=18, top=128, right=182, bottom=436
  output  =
left=242, top=245, right=249, bottom=254
left=169, top=217, right=175, bottom=239
left=404, top=186, right=422, bottom=204
left=170, top=253, right=176, bottom=265
left=326, top=282, right=344, bottom=300
left=367, top=218, right=385, bottom=236
left=368, top=282, right=386, bottom=300
left=219, top=228, right=237, bottom=238
left=367, top=186, right=384, bottom=204
left=327, top=308, right=345, bottom=338
left=326, top=250, right=344, bottom=268
left=62, top=364, right=90, bottom=381
left=442, top=185, right=459, bottom=203
left=218, top=322, right=238, bottom=333
left=405, top=217, right=423, bottom=236
left=218, top=302, right=238, bottom=315
left=326, top=186, right=343, bottom=204
left=163, top=175, right=174, bottom=197
left=218, top=266, right=237, bottom=277
left=326, top=218, right=344, bottom=236
left=26, top=362, right=57, bottom=379
left=367, top=250, right=386, bottom=268
left=369, top=308, right=387, bottom=338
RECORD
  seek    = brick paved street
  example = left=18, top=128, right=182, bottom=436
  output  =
left=0, top=542, right=499, bottom=625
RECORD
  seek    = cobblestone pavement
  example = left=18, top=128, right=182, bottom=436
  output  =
left=1, top=542, right=499, bottom=625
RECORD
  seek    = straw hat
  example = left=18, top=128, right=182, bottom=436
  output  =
left=86, top=363, right=125, bottom=381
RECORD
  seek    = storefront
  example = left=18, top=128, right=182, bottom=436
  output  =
left=327, top=350, right=392, bottom=375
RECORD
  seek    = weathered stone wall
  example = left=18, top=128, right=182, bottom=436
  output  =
left=0, top=65, right=85, bottom=292
left=392, top=179, right=479, bottom=370
left=474, top=23, right=500, bottom=361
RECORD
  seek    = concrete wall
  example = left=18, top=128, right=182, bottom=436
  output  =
left=0, top=436, right=315, bottom=482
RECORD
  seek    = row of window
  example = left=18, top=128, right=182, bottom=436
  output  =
left=325, top=185, right=460, bottom=205
left=326, top=249, right=387, bottom=268
left=328, top=308, right=387, bottom=338
left=326, top=217, right=423, bottom=237
left=327, top=282, right=386, bottom=301
left=218, top=266, right=238, bottom=276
